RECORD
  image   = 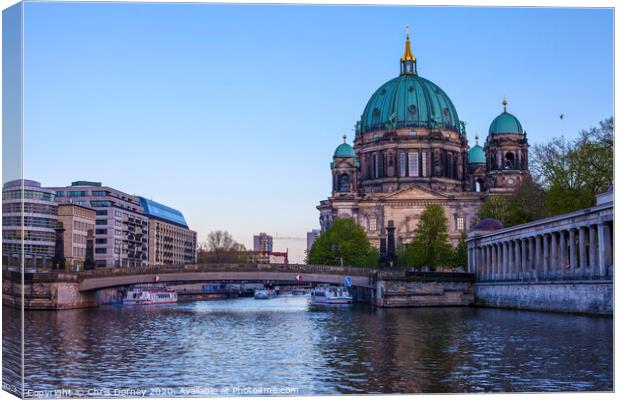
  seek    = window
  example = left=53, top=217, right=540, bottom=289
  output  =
left=96, top=210, right=108, bottom=216
left=369, top=216, right=377, bottom=231
left=92, top=191, right=107, bottom=196
left=95, top=229, right=107, bottom=235
left=95, top=219, right=107, bottom=226
left=95, top=248, right=107, bottom=254
left=408, top=152, right=419, bottom=177
left=372, top=154, right=379, bottom=178
left=339, top=174, right=350, bottom=192
left=399, top=151, right=407, bottom=177
left=115, top=210, right=123, bottom=217
left=115, top=220, right=122, bottom=227
left=456, top=217, right=465, bottom=231
left=115, top=230, right=122, bottom=236
left=91, top=201, right=112, bottom=207
left=68, top=191, right=88, bottom=197
left=95, top=238, right=107, bottom=244
left=56, top=191, right=64, bottom=197
left=421, top=152, right=427, bottom=177
left=505, top=152, right=515, bottom=169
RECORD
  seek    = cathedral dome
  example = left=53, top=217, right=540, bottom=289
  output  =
left=488, top=99, right=523, bottom=135
left=333, top=135, right=356, bottom=158
left=358, top=33, right=461, bottom=135
left=468, top=144, right=485, bottom=164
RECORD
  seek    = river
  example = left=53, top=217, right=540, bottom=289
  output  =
left=2, top=296, right=613, bottom=396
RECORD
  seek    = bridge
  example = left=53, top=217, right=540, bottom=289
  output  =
left=75, top=263, right=375, bottom=291
left=3, top=263, right=475, bottom=310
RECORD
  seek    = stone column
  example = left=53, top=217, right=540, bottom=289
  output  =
left=569, top=228, right=577, bottom=278
left=514, top=240, right=521, bottom=280
left=520, top=238, right=527, bottom=280
left=589, top=226, right=597, bottom=278
left=598, top=222, right=611, bottom=277
left=578, top=227, right=587, bottom=277
left=491, top=244, right=497, bottom=280
left=534, top=235, right=542, bottom=280
left=542, top=233, right=549, bottom=279
left=484, top=246, right=490, bottom=280
left=559, top=230, right=566, bottom=279
left=528, top=237, right=535, bottom=280
left=550, top=232, right=557, bottom=278
left=502, top=242, right=508, bottom=280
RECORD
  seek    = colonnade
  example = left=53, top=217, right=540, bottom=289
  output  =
left=467, top=197, right=613, bottom=282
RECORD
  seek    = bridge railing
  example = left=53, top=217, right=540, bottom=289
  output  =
left=75, top=263, right=375, bottom=279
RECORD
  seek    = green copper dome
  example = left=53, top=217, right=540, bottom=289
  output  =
left=358, top=74, right=461, bottom=135
left=468, top=144, right=485, bottom=164
left=488, top=100, right=523, bottom=135
left=334, top=141, right=356, bottom=158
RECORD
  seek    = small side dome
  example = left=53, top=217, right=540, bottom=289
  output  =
left=468, top=145, right=485, bottom=164
left=468, top=135, right=485, bottom=164
left=473, top=218, right=504, bottom=231
left=333, top=134, right=356, bottom=158
left=489, top=98, right=523, bottom=135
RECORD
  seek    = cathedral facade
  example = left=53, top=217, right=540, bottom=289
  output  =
left=317, top=32, right=531, bottom=247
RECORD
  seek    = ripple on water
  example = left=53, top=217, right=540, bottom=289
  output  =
left=3, top=299, right=612, bottom=395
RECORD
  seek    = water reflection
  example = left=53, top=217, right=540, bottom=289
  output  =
left=2, top=296, right=612, bottom=395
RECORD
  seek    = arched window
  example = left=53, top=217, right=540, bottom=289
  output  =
left=339, top=174, right=350, bottom=192
left=475, top=178, right=484, bottom=193
left=505, top=152, right=515, bottom=169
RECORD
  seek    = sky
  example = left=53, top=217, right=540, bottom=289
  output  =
left=19, top=3, right=613, bottom=263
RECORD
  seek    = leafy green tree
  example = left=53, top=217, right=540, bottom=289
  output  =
left=307, top=218, right=379, bottom=268
left=531, top=117, right=613, bottom=215
left=401, top=204, right=453, bottom=270
left=452, top=231, right=468, bottom=271
left=475, top=178, right=548, bottom=228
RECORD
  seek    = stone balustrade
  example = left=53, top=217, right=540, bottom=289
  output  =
left=467, top=190, right=613, bottom=282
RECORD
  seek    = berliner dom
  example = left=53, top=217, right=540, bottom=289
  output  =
left=317, top=30, right=530, bottom=246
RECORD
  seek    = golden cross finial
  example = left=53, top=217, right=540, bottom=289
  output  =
left=406, top=24, right=410, bottom=38
left=502, top=97, right=508, bottom=112
left=475, top=133, right=479, bottom=144
left=342, top=133, right=347, bottom=143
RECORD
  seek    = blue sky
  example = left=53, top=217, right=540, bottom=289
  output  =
left=21, top=3, right=613, bottom=262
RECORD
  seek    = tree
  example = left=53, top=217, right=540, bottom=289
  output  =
left=475, top=178, right=547, bottom=228
left=197, top=230, right=247, bottom=263
left=401, top=204, right=453, bottom=270
left=531, top=117, right=613, bottom=215
left=452, top=231, right=468, bottom=271
left=306, top=218, right=379, bottom=268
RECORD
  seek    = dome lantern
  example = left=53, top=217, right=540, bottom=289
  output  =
left=400, top=25, right=417, bottom=76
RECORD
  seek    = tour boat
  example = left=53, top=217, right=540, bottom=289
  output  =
left=254, top=288, right=277, bottom=300
left=310, top=286, right=352, bottom=305
left=123, top=286, right=178, bottom=305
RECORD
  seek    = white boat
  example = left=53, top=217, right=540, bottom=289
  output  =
left=310, top=286, right=352, bottom=305
left=124, top=287, right=178, bottom=305
left=254, top=288, right=277, bottom=300
left=291, top=288, right=309, bottom=296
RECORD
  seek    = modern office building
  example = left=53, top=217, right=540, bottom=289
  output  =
left=253, top=232, right=273, bottom=253
left=2, top=179, right=58, bottom=270
left=306, top=229, right=321, bottom=253
left=49, top=181, right=149, bottom=268
left=138, top=197, right=197, bottom=265
left=57, top=204, right=96, bottom=271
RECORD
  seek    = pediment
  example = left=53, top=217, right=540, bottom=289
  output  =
left=383, top=185, right=448, bottom=200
